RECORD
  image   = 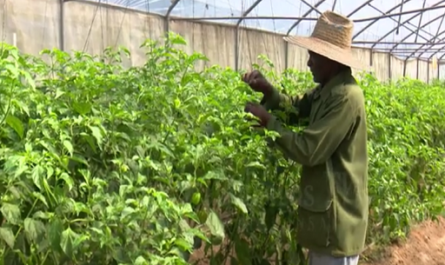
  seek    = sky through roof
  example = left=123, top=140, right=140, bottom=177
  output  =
left=89, top=0, right=445, bottom=61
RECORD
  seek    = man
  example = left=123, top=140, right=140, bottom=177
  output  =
left=243, top=11, right=369, bottom=265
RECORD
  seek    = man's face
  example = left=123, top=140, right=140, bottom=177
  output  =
left=307, top=51, right=332, bottom=84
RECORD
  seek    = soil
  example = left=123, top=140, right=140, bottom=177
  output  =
left=362, top=216, right=445, bottom=265
left=189, top=216, right=445, bottom=265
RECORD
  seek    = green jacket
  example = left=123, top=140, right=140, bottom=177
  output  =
left=261, top=68, right=368, bottom=257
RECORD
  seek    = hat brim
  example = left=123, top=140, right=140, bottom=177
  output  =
left=284, top=36, right=370, bottom=71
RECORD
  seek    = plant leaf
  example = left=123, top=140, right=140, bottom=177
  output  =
left=48, top=218, right=63, bottom=252
left=0, top=227, right=15, bottom=248
left=205, top=211, right=225, bottom=241
left=235, top=238, right=251, bottom=265
left=1, top=203, right=21, bottom=225
left=6, top=114, right=24, bottom=139
left=230, top=194, right=248, bottom=214
left=31, top=165, right=45, bottom=190
left=60, top=227, right=77, bottom=258
left=24, top=217, right=46, bottom=242
left=63, top=140, right=74, bottom=156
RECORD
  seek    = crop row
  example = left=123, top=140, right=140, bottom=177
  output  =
left=0, top=33, right=444, bottom=265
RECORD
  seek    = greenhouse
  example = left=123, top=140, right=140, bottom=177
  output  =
left=1, top=1, right=445, bottom=265
left=2, top=0, right=445, bottom=82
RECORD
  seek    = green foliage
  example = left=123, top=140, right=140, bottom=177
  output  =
left=0, top=32, right=444, bottom=264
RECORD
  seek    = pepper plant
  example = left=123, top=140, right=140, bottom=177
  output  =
left=0, top=33, right=444, bottom=265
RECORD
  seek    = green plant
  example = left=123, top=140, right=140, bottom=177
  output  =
left=0, top=32, right=444, bottom=265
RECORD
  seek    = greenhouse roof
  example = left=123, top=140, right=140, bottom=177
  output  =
left=88, top=0, right=445, bottom=61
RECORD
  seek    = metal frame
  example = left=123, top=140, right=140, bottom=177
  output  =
left=59, top=0, right=445, bottom=79
left=59, top=0, right=64, bottom=51
left=367, top=3, right=433, bottom=43
left=387, top=7, right=445, bottom=53
left=405, top=22, right=445, bottom=60
left=170, top=3, right=445, bottom=22
left=166, top=0, right=445, bottom=80
left=162, top=0, right=445, bottom=60
left=355, top=0, right=408, bottom=40
left=165, top=0, right=180, bottom=33
left=234, top=0, right=262, bottom=70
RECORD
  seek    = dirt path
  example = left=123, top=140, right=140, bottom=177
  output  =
left=363, top=216, right=445, bottom=265
left=189, top=216, right=445, bottom=265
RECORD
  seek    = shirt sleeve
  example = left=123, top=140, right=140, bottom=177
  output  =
left=260, top=87, right=282, bottom=111
left=265, top=94, right=354, bottom=166
left=260, top=87, right=314, bottom=124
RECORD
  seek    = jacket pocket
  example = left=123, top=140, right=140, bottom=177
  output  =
left=296, top=171, right=334, bottom=249
left=297, top=199, right=333, bottom=250
left=297, top=167, right=334, bottom=212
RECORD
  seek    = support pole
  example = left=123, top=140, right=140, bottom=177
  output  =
left=427, top=62, right=430, bottom=83
left=403, top=59, right=407, bottom=77
left=284, top=41, right=289, bottom=70
left=234, top=0, right=262, bottom=71
left=388, top=53, right=391, bottom=81
left=59, top=0, right=65, bottom=51
left=416, top=59, right=419, bottom=79
left=165, top=0, right=180, bottom=33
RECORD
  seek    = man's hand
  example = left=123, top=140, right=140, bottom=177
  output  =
left=244, top=102, right=272, bottom=127
left=242, top=70, right=273, bottom=96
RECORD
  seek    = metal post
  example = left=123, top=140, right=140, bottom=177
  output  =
left=234, top=0, right=262, bottom=71
left=165, top=0, right=180, bottom=33
left=284, top=41, right=289, bottom=70
left=369, top=49, right=373, bottom=66
left=416, top=59, right=419, bottom=79
left=59, top=0, right=65, bottom=51
left=388, top=53, right=391, bottom=81
left=403, top=59, right=407, bottom=77
left=427, top=62, right=430, bottom=83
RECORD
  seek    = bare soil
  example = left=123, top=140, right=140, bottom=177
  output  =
left=363, top=216, right=445, bottom=265
left=189, top=216, right=445, bottom=265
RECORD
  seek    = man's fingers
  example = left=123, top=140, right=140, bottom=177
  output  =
left=244, top=102, right=257, bottom=113
left=244, top=102, right=251, bottom=112
left=242, top=72, right=250, bottom=82
left=242, top=72, right=265, bottom=91
left=248, top=73, right=255, bottom=83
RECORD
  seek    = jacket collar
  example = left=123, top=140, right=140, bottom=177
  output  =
left=313, top=68, right=352, bottom=101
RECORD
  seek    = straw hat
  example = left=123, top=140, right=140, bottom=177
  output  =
left=284, top=11, right=368, bottom=70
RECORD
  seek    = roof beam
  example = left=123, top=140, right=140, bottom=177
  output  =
left=367, top=3, right=432, bottom=42
left=371, top=0, right=445, bottom=49
left=406, top=20, right=445, bottom=60
left=389, top=12, right=445, bottom=52
left=299, top=0, right=322, bottom=15
left=395, top=0, right=405, bottom=34
left=332, top=0, right=338, bottom=11
left=353, top=0, right=411, bottom=40
left=236, top=0, right=262, bottom=26
left=172, top=4, right=445, bottom=22
left=427, top=16, right=445, bottom=60
left=166, top=0, right=180, bottom=18
left=353, top=41, right=445, bottom=45
left=347, top=0, right=374, bottom=18
left=415, top=0, right=428, bottom=42
left=286, top=0, right=326, bottom=36
left=438, top=45, right=445, bottom=59
left=172, top=5, right=444, bottom=22
left=374, top=47, right=445, bottom=51
left=174, top=1, right=445, bottom=22
left=165, top=0, right=181, bottom=32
